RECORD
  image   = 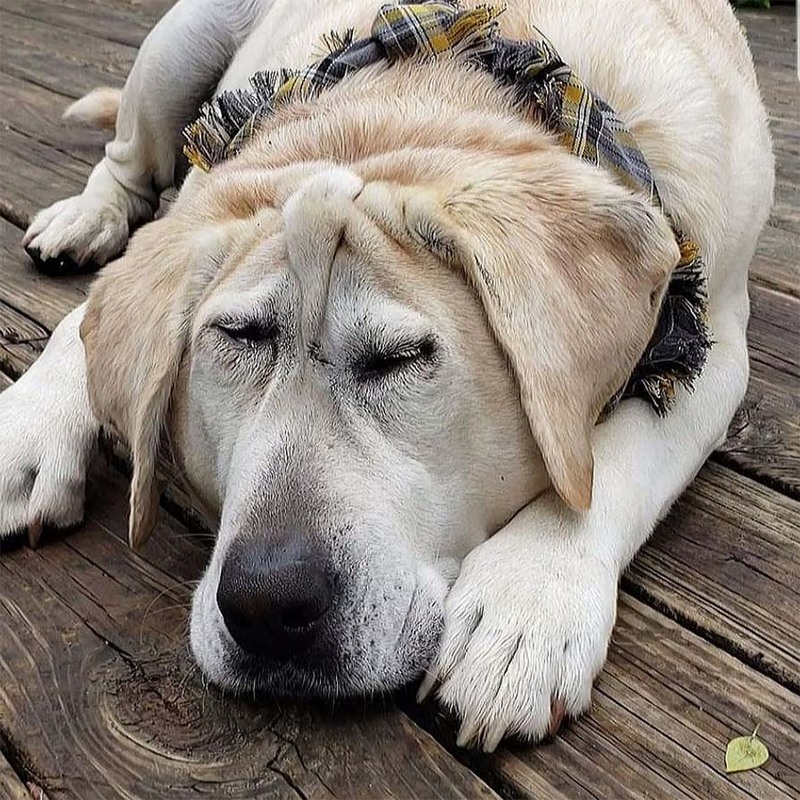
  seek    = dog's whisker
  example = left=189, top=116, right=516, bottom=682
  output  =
left=138, top=581, right=195, bottom=643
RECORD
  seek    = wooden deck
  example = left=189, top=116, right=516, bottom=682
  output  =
left=0, top=2, right=797, bottom=798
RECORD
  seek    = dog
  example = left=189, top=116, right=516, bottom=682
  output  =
left=0, top=0, right=774, bottom=751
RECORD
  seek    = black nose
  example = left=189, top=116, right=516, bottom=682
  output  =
left=216, top=540, right=332, bottom=660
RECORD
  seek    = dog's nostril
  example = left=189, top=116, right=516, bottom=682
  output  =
left=216, top=548, right=332, bottom=660
left=279, top=598, right=327, bottom=631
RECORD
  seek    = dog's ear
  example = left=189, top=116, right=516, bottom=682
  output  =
left=400, top=154, right=679, bottom=510
left=80, top=215, right=226, bottom=549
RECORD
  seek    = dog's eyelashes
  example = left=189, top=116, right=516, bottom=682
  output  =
left=215, top=319, right=279, bottom=347
left=358, top=335, right=437, bottom=379
left=360, top=350, right=416, bottom=375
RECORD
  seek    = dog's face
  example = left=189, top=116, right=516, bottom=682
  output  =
left=177, top=169, right=547, bottom=694
left=80, top=99, right=678, bottom=697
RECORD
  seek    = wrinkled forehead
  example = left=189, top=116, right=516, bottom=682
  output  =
left=191, top=169, right=460, bottom=337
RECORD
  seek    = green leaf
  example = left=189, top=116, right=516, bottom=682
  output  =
left=725, top=726, right=770, bottom=774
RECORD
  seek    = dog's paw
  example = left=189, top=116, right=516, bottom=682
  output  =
left=0, top=380, right=96, bottom=547
left=419, top=498, right=618, bottom=752
left=22, top=194, right=132, bottom=273
left=0, top=307, right=99, bottom=548
left=21, top=163, right=152, bottom=273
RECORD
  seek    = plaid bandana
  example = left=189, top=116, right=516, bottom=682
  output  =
left=183, top=0, right=710, bottom=415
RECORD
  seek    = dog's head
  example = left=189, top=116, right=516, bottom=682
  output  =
left=80, top=74, right=677, bottom=696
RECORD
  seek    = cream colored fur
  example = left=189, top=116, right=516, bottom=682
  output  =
left=62, top=87, right=123, bottom=131
left=1, top=0, right=773, bottom=751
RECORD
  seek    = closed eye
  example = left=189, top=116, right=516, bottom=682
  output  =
left=357, top=335, right=437, bottom=378
left=215, top=318, right=278, bottom=347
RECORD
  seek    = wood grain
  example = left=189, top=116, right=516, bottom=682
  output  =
left=0, top=9, right=134, bottom=99
left=743, top=6, right=800, bottom=293
left=45, top=0, right=176, bottom=29
left=0, top=0, right=155, bottom=48
left=750, top=224, right=799, bottom=299
left=0, top=218, right=90, bottom=331
left=0, top=126, right=91, bottom=226
left=628, top=461, right=800, bottom=688
left=0, top=70, right=110, bottom=167
left=719, top=284, right=800, bottom=497
left=0, top=296, right=51, bottom=379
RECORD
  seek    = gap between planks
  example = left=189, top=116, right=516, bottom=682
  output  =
left=0, top=749, right=34, bottom=800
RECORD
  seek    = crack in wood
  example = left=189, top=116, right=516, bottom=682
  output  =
left=0, top=727, right=47, bottom=797
left=711, top=450, right=800, bottom=502
left=5, top=121, right=97, bottom=168
left=620, top=576, right=800, bottom=694
left=265, top=755, right=312, bottom=800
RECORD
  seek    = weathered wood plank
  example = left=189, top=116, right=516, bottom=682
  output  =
left=720, top=360, right=800, bottom=498
left=0, top=752, right=30, bottom=800
left=0, top=218, right=90, bottom=331
left=748, top=283, right=799, bottom=380
left=0, top=218, right=89, bottom=377
left=0, top=0, right=155, bottom=48
left=741, top=8, right=797, bottom=69
left=490, top=596, right=800, bottom=800
left=0, top=126, right=91, bottom=226
left=628, top=461, right=800, bottom=688
left=0, top=297, right=51, bottom=379
left=0, top=9, right=133, bottom=99
left=745, top=25, right=797, bottom=77
left=0, top=71, right=109, bottom=167
left=770, top=183, right=800, bottom=238
left=0, top=459, right=500, bottom=800
left=750, top=224, right=799, bottom=298
left=743, top=9, right=799, bottom=246
left=54, top=0, right=175, bottom=27
left=719, top=284, right=800, bottom=496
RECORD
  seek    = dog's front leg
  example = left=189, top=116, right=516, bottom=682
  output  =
left=22, top=0, right=270, bottom=271
left=421, top=300, right=750, bottom=751
left=0, top=304, right=100, bottom=547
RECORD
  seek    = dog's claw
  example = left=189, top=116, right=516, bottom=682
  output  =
left=483, top=723, right=506, bottom=753
left=416, top=670, right=437, bottom=703
left=549, top=697, right=567, bottom=736
left=27, top=520, right=43, bottom=549
left=456, top=715, right=480, bottom=749
left=23, top=244, right=87, bottom=277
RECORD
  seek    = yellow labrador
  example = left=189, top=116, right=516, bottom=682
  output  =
left=0, top=0, right=773, bottom=751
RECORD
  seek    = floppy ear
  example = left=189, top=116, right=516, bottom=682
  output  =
left=401, top=154, right=679, bottom=510
left=80, top=218, right=193, bottom=548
